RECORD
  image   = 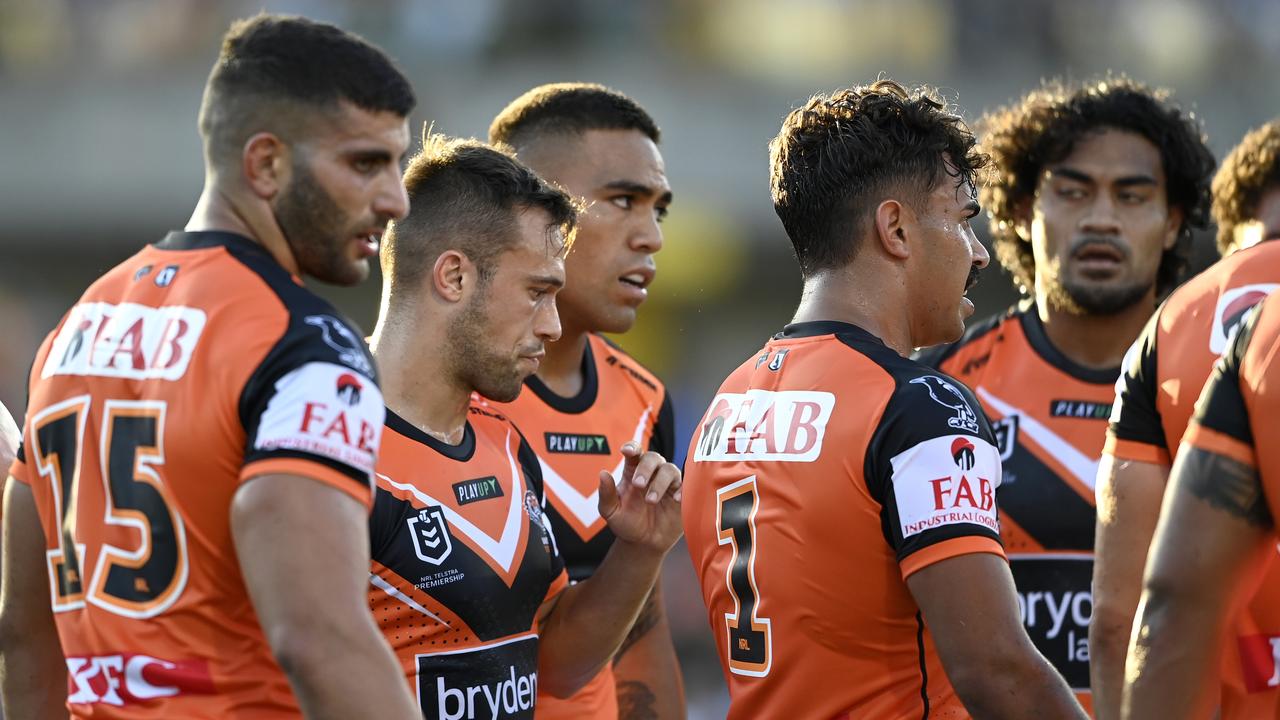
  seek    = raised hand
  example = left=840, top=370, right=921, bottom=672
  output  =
left=597, top=442, right=683, bottom=554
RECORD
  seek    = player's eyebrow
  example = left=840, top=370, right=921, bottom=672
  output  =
left=344, top=148, right=398, bottom=165
left=1050, top=166, right=1158, bottom=188
left=603, top=179, right=674, bottom=205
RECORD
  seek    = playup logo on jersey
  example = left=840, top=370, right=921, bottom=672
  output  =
left=909, top=376, right=980, bottom=434
left=408, top=507, right=453, bottom=566
left=1211, top=284, right=1279, bottom=354
left=694, top=389, right=835, bottom=463
left=43, top=302, right=207, bottom=381
left=543, top=432, right=610, bottom=455
left=452, top=476, right=503, bottom=506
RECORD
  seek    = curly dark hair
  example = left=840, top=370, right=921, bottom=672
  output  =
left=383, top=134, right=579, bottom=293
left=769, top=78, right=987, bottom=278
left=1212, top=120, right=1280, bottom=255
left=489, top=82, right=660, bottom=152
left=980, top=75, right=1214, bottom=296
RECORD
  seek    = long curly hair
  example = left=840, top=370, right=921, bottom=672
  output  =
left=1212, top=120, right=1280, bottom=254
left=769, top=78, right=987, bottom=278
left=979, top=75, right=1214, bottom=296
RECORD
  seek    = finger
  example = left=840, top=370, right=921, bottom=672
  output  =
left=597, top=470, right=621, bottom=520
left=617, top=442, right=641, bottom=485
left=644, top=463, right=681, bottom=504
left=631, top=450, right=665, bottom=488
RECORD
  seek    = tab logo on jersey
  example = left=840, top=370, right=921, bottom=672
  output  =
left=453, top=476, right=504, bottom=506
left=408, top=507, right=453, bottom=565
left=890, top=433, right=1001, bottom=538
left=1238, top=633, right=1280, bottom=692
left=42, top=302, right=207, bottom=381
left=909, top=376, right=981, bottom=434
left=1211, top=284, right=1279, bottom=353
left=1048, top=399, right=1112, bottom=419
left=65, top=653, right=215, bottom=707
left=693, top=390, right=835, bottom=463
left=417, top=634, right=538, bottom=719
left=254, top=361, right=384, bottom=474
left=544, top=432, right=610, bottom=455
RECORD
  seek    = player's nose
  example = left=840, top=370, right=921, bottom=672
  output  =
left=374, top=171, right=410, bottom=222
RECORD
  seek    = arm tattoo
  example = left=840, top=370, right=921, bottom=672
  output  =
left=616, top=681, right=658, bottom=720
left=1183, top=448, right=1274, bottom=528
left=614, top=589, right=661, bottom=662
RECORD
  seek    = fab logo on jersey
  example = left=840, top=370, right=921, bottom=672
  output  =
left=253, top=361, right=385, bottom=475
left=890, top=433, right=1002, bottom=539
left=693, top=389, right=835, bottom=463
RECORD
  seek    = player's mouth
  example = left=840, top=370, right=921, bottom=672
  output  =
left=354, top=229, right=384, bottom=258
left=1071, top=239, right=1127, bottom=274
left=618, top=266, right=655, bottom=303
left=961, top=265, right=981, bottom=313
left=518, top=350, right=545, bottom=371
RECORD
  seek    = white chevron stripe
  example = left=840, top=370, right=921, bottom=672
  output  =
left=369, top=573, right=450, bottom=626
left=540, top=408, right=651, bottom=530
left=977, top=387, right=1099, bottom=491
left=376, top=428, right=527, bottom=573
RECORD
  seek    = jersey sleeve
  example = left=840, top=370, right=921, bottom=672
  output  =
left=866, top=372, right=1005, bottom=580
left=1106, top=307, right=1170, bottom=464
left=238, top=313, right=384, bottom=507
left=648, top=389, right=676, bottom=461
left=1183, top=308, right=1261, bottom=469
left=516, top=428, right=567, bottom=579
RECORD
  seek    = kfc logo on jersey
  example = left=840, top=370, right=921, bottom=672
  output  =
left=43, top=302, right=207, bottom=381
left=304, top=314, right=374, bottom=375
left=65, top=653, right=215, bottom=707
left=910, top=376, right=981, bottom=434
left=693, top=390, right=835, bottom=463
left=1211, top=284, right=1279, bottom=353
left=890, top=433, right=1001, bottom=538
left=254, top=361, right=384, bottom=475
left=408, top=507, right=453, bottom=566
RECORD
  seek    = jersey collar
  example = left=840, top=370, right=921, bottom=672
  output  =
left=384, top=409, right=477, bottom=461
left=522, top=335, right=599, bottom=414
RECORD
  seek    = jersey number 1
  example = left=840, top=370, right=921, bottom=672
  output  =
left=30, top=396, right=188, bottom=618
left=717, top=476, right=772, bottom=677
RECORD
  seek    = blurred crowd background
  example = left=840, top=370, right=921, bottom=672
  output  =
left=2, top=0, right=1278, bottom=716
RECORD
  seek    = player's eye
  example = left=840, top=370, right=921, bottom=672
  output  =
left=655, top=205, right=669, bottom=223
left=611, top=196, right=633, bottom=211
left=352, top=157, right=380, bottom=174
left=1057, top=186, right=1087, bottom=200
left=1118, top=190, right=1147, bottom=204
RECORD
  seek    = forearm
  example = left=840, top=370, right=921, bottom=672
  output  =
left=1090, top=604, right=1137, bottom=720
left=0, top=635, right=68, bottom=719
left=954, top=651, right=1086, bottom=720
left=539, top=540, right=665, bottom=697
left=1120, top=589, right=1224, bottom=720
left=612, top=584, right=685, bottom=720
left=276, top=613, right=416, bottom=720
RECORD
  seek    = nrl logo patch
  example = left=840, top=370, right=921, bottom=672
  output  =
left=910, top=375, right=981, bottom=434
left=407, top=507, right=452, bottom=566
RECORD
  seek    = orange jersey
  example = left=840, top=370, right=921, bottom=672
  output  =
left=368, top=404, right=568, bottom=720
left=917, top=303, right=1114, bottom=707
left=485, top=333, right=671, bottom=719
left=8, top=231, right=384, bottom=718
left=684, top=321, right=1006, bottom=720
left=1108, top=240, right=1280, bottom=717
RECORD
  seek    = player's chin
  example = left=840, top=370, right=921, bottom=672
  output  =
left=596, top=303, right=639, bottom=334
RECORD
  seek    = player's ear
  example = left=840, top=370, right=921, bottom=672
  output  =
left=875, top=199, right=911, bottom=260
left=1162, top=205, right=1183, bottom=250
left=431, top=250, right=473, bottom=304
left=242, top=132, right=288, bottom=200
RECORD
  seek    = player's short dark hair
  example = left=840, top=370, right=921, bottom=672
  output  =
left=198, top=13, right=415, bottom=164
left=768, top=78, right=987, bottom=278
left=980, top=75, right=1214, bottom=296
left=488, top=83, right=660, bottom=152
left=383, top=134, right=579, bottom=293
left=1212, top=120, right=1280, bottom=255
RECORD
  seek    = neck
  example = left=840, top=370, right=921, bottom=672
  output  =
left=186, top=177, right=300, bottom=276
left=370, top=313, right=470, bottom=444
left=1033, top=286, right=1155, bottom=370
left=537, top=321, right=590, bottom=398
left=791, top=266, right=912, bottom=355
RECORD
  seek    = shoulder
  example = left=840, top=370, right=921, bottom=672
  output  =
left=591, top=333, right=666, bottom=401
